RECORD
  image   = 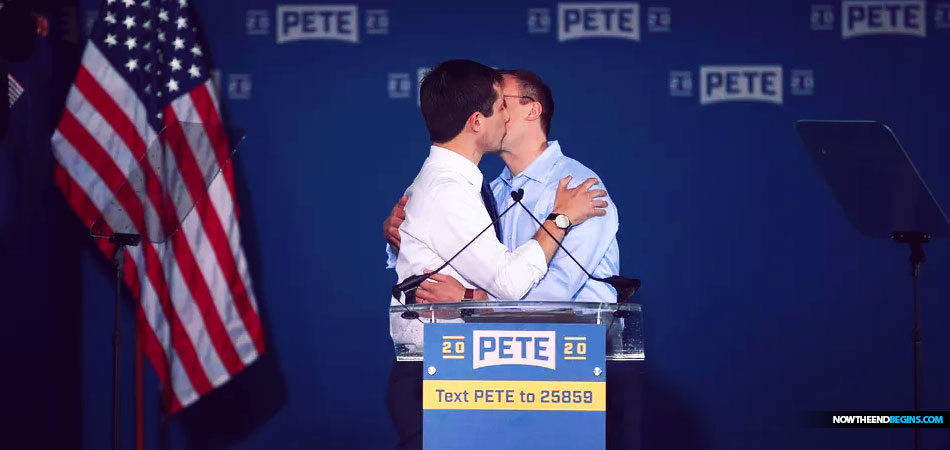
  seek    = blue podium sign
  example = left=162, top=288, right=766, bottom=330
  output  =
left=423, top=323, right=606, bottom=450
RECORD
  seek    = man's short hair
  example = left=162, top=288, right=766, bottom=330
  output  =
left=499, top=69, right=554, bottom=137
left=420, top=60, right=502, bottom=143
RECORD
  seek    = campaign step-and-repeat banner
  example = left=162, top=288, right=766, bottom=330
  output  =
left=52, top=1, right=950, bottom=449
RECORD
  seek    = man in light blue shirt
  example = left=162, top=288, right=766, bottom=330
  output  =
left=490, top=140, right=619, bottom=301
left=384, top=69, right=620, bottom=302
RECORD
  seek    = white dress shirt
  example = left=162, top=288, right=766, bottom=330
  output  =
left=394, top=145, right=548, bottom=298
left=390, top=146, right=549, bottom=345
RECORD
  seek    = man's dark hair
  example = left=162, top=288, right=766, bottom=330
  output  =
left=499, top=69, right=554, bottom=137
left=420, top=60, right=502, bottom=143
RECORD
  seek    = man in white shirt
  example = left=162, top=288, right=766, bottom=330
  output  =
left=386, top=59, right=608, bottom=450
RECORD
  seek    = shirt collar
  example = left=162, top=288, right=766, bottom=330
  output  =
left=500, top=140, right=563, bottom=184
left=428, top=145, right=483, bottom=187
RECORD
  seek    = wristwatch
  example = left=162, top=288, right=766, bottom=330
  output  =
left=546, top=213, right=571, bottom=230
left=462, top=288, right=475, bottom=302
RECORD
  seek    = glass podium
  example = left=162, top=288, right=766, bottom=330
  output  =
left=389, top=301, right=644, bottom=362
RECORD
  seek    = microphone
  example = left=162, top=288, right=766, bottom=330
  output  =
left=392, top=186, right=640, bottom=322
left=511, top=188, right=524, bottom=202
left=508, top=188, right=641, bottom=303
left=391, top=194, right=523, bottom=318
left=391, top=273, right=430, bottom=301
left=506, top=187, right=639, bottom=339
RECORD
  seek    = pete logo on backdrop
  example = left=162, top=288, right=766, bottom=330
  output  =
left=473, top=330, right=556, bottom=370
left=388, top=73, right=410, bottom=98
left=811, top=4, right=835, bottom=30
left=700, top=65, right=783, bottom=105
left=277, top=4, right=359, bottom=43
left=841, top=0, right=926, bottom=38
left=228, top=74, right=252, bottom=100
left=938, top=3, right=950, bottom=28
left=558, top=2, right=640, bottom=41
left=247, top=9, right=270, bottom=35
left=669, top=71, right=692, bottom=97
left=528, top=8, right=553, bottom=33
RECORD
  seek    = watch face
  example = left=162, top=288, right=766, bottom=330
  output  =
left=555, top=214, right=571, bottom=229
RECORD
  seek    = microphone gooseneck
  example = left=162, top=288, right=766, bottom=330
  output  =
left=391, top=196, right=522, bottom=318
left=391, top=187, right=641, bottom=327
left=508, top=188, right=640, bottom=302
left=506, top=187, right=640, bottom=337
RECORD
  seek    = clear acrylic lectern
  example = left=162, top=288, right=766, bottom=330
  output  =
left=390, top=301, right=644, bottom=362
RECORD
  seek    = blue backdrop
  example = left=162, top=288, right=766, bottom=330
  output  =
left=1, top=1, right=949, bottom=449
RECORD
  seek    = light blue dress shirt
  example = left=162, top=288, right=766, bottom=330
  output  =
left=490, top=141, right=620, bottom=302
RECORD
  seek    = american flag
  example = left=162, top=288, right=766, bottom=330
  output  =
left=51, top=0, right=264, bottom=413
left=8, top=74, right=24, bottom=108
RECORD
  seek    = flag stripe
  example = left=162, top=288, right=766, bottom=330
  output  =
left=65, top=81, right=165, bottom=237
left=52, top=133, right=203, bottom=407
left=186, top=85, right=251, bottom=294
left=160, top=111, right=249, bottom=375
left=156, top=125, right=259, bottom=363
left=57, top=164, right=210, bottom=408
left=195, top=173, right=260, bottom=360
left=70, top=73, right=244, bottom=380
left=52, top=126, right=130, bottom=221
left=135, top=304, right=183, bottom=413
left=159, top=237, right=235, bottom=384
left=53, top=161, right=115, bottom=252
left=125, top=242, right=207, bottom=407
left=130, top=249, right=204, bottom=408
left=168, top=97, right=264, bottom=350
left=68, top=70, right=140, bottom=177
left=8, top=74, right=24, bottom=107
left=53, top=162, right=189, bottom=410
left=82, top=44, right=157, bottom=145
left=197, top=81, right=240, bottom=220
left=165, top=215, right=245, bottom=377
left=56, top=110, right=215, bottom=395
left=189, top=82, right=239, bottom=211
left=119, top=238, right=184, bottom=413
left=73, top=65, right=180, bottom=234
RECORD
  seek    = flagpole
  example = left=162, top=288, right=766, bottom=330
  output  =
left=112, top=248, right=122, bottom=450
left=109, top=233, right=141, bottom=450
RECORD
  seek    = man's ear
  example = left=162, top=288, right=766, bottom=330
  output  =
left=525, top=102, right=542, bottom=123
left=468, top=111, right=481, bottom=133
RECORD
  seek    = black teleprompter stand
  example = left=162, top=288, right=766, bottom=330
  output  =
left=892, top=231, right=930, bottom=450
left=108, top=233, right=140, bottom=450
left=797, top=121, right=950, bottom=450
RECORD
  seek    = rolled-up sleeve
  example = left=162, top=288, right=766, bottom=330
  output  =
left=427, top=184, right=547, bottom=299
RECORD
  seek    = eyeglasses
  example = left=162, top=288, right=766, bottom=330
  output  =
left=503, top=95, right=535, bottom=103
